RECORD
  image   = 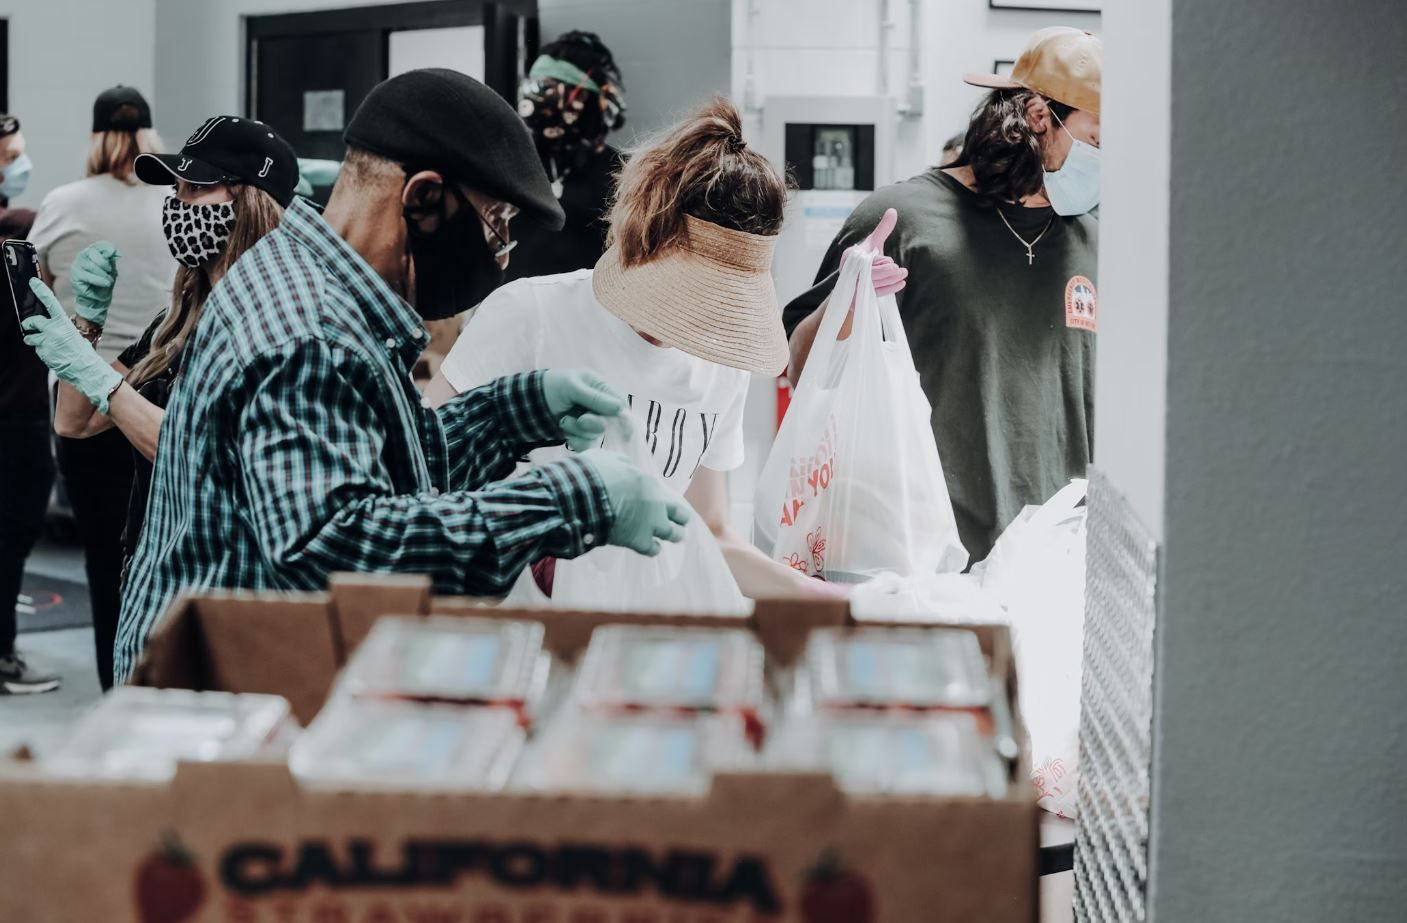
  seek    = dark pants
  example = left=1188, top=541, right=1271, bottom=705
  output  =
left=56, top=428, right=133, bottom=690
left=0, top=419, right=55, bottom=657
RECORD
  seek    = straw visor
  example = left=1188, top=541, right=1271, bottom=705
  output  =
left=592, top=215, right=790, bottom=375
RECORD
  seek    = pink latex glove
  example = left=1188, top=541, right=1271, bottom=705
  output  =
left=845, top=207, right=908, bottom=309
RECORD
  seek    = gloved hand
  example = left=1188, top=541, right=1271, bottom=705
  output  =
left=578, top=448, right=691, bottom=556
left=542, top=369, right=628, bottom=451
left=21, top=278, right=122, bottom=413
left=69, top=241, right=121, bottom=327
left=297, top=158, right=343, bottom=188
left=845, top=207, right=908, bottom=305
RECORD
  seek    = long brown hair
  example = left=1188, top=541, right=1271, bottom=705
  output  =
left=952, top=89, right=1072, bottom=206
left=86, top=128, right=163, bottom=182
left=606, top=97, right=786, bottom=268
left=125, top=185, right=284, bottom=387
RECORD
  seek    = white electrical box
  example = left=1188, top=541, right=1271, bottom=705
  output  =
left=758, top=95, right=897, bottom=306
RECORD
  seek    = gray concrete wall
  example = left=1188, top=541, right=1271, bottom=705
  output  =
left=1147, top=0, right=1407, bottom=919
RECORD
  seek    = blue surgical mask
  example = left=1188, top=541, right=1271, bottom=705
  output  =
left=0, top=153, right=31, bottom=200
left=1042, top=114, right=1099, bottom=216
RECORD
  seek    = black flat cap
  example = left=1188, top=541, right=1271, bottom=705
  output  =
left=345, top=68, right=564, bottom=230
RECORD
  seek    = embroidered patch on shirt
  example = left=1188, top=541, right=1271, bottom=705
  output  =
left=1065, top=275, right=1098, bottom=331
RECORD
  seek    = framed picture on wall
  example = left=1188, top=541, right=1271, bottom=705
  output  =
left=989, top=0, right=1101, bottom=11
left=994, top=59, right=1016, bottom=77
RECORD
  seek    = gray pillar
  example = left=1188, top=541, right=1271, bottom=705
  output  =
left=1086, top=1, right=1407, bottom=920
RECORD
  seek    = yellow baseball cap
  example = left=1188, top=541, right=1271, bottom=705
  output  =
left=964, top=27, right=1103, bottom=115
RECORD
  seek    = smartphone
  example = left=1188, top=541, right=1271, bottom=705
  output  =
left=4, top=239, right=46, bottom=323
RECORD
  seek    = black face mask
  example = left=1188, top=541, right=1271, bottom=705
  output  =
left=403, top=182, right=503, bottom=321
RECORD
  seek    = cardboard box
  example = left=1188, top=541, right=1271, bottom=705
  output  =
left=0, top=574, right=1038, bottom=923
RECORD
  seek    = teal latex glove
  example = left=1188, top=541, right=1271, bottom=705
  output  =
left=297, top=158, right=342, bottom=187
left=69, top=241, right=121, bottom=326
left=578, top=448, right=691, bottom=556
left=20, top=278, right=122, bottom=413
left=542, top=369, right=628, bottom=452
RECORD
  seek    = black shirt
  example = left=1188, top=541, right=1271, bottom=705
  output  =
left=116, top=310, right=179, bottom=559
left=0, top=207, right=44, bottom=420
left=504, top=146, right=620, bottom=282
left=782, top=169, right=1098, bottom=562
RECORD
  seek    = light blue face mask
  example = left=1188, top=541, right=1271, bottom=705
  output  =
left=1042, top=114, right=1099, bottom=216
left=0, top=152, right=31, bottom=200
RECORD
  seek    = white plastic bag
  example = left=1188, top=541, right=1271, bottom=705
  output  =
left=848, top=571, right=1007, bottom=624
left=517, top=419, right=750, bottom=616
left=980, top=478, right=1088, bottom=818
left=754, top=248, right=967, bottom=582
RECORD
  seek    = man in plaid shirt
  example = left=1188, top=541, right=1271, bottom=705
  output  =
left=115, top=71, right=689, bottom=681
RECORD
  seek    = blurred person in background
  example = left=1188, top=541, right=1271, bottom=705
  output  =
left=785, top=27, right=1101, bottom=563
left=21, top=118, right=297, bottom=684
left=426, top=98, right=841, bottom=602
left=509, top=30, right=626, bottom=282
left=28, top=85, right=175, bottom=689
left=939, top=131, right=964, bottom=167
left=0, top=115, right=60, bottom=694
left=415, top=33, right=627, bottom=386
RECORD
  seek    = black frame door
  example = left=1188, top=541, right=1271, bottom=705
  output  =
left=245, top=1, right=538, bottom=130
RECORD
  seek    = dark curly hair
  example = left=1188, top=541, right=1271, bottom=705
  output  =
left=951, top=89, right=1073, bottom=207
left=540, top=30, right=622, bottom=89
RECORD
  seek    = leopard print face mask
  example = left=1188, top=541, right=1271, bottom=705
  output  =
left=161, top=196, right=236, bottom=268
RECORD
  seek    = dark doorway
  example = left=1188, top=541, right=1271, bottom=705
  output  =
left=0, top=19, right=8, bottom=112
left=246, top=1, right=537, bottom=163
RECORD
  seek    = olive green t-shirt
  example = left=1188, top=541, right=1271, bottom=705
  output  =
left=782, top=169, right=1098, bottom=562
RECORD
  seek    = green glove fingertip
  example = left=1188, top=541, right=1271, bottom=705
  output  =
left=28, top=278, right=63, bottom=320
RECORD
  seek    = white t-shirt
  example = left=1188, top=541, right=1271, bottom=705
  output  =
left=30, top=175, right=175, bottom=361
left=440, top=269, right=750, bottom=491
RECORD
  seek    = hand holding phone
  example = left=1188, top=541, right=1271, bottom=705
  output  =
left=18, top=275, right=124, bottom=414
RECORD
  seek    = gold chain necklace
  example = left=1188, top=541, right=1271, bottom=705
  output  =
left=996, top=209, right=1055, bottom=267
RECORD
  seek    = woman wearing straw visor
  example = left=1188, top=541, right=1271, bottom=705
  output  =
left=425, top=97, right=838, bottom=600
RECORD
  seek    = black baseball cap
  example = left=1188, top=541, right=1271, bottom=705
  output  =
left=135, top=115, right=299, bottom=207
left=344, top=68, right=565, bottom=229
left=92, top=86, right=153, bottom=132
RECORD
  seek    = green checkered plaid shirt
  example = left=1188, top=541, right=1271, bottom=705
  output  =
left=114, top=198, right=610, bottom=682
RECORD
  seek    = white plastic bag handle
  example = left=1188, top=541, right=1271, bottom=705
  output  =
left=794, top=248, right=873, bottom=394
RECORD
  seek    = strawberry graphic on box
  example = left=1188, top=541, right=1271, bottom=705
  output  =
left=801, top=850, right=874, bottom=923
left=135, top=833, right=206, bottom=923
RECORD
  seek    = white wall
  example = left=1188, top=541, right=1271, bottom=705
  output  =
left=732, top=0, right=1100, bottom=179
left=1093, top=0, right=1168, bottom=538
left=0, top=0, right=157, bottom=205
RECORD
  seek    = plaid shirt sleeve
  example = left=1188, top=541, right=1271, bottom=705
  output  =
left=436, top=370, right=564, bottom=490
left=236, top=339, right=612, bottom=596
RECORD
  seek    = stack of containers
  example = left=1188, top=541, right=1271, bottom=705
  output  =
left=289, top=616, right=548, bottom=789
left=44, top=687, right=297, bottom=781
left=515, top=625, right=766, bottom=795
left=769, top=626, right=1012, bottom=796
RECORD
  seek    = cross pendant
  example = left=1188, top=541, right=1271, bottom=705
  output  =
left=1026, top=247, right=1035, bottom=267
